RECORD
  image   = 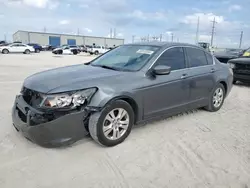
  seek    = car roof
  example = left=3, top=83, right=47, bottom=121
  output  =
left=126, top=41, right=202, bottom=49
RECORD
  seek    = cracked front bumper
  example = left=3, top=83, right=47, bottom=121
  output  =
left=12, top=95, right=92, bottom=147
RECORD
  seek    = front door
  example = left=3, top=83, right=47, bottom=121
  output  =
left=142, top=47, right=190, bottom=119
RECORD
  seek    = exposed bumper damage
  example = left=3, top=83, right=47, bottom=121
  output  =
left=12, top=95, right=100, bottom=147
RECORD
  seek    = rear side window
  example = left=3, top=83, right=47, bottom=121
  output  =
left=155, top=47, right=186, bottom=71
left=186, top=47, right=208, bottom=68
left=205, top=52, right=214, bottom=65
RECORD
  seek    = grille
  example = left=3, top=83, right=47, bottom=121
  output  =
left=235, top=63, right=250, bottom=70
left=21, top=87, right=43, bottom=107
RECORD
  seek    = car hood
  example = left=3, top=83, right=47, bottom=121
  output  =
left=23, top=64, right=127, bottom=94
left=52, top=47, right=62, bottom=51
left=228, top=58, right=250, bottom=64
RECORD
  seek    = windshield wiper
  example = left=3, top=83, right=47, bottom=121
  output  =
left=92, top=65, right=120, bottom=71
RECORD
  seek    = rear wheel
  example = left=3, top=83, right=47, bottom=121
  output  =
left=89, top=100, right=134, bottom=147
left=24, top=49, right=30, bottom=54
left=94, top=51, right=99, bottom=55
left=2, top=49, right=9, bottom=54
left=233, top=80, right=237, bottom=84
left=205, top=83, right=225, bottom=112
left=35, top=49, right=40, bottom=53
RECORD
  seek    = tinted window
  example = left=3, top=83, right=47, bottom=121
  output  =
left=155, top=47, right=186, bottom=71
left=186, top=48, right=208, bottom=67
left=205, top=52, right=213, bottom=65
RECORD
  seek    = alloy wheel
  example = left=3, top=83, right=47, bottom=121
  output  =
left=213, top=88, right=224, bottom=108
left=103, top=108, right=130, bottom=140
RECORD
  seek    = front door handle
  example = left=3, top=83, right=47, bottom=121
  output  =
left=181, top=74, right=188, bottom=79
left=211, top=68, right=215, bottom=73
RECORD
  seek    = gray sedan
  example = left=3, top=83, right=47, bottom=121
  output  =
left=12, top=42, right=233, bottom=147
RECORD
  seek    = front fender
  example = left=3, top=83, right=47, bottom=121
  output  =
left=88, top=88, right=143, bottom=122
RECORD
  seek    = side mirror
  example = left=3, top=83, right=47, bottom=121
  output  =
left=153, top=65, right=171, bottom=75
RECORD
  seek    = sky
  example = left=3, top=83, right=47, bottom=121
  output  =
left=0, top=0, right=249, bottom=48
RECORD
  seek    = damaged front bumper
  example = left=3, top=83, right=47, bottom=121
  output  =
left=12, top=95, right=99, bottom=147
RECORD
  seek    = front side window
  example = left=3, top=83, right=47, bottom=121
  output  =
left=91, top=45, right=160, bottom=71
left=155, top=47, right=186, bottom=71
left=186, top=47, right=208, bottom=68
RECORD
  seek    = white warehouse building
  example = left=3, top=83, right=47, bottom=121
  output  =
left=13, top=30, right=124, bottom=48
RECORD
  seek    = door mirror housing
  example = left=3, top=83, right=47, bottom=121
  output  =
left=153, top=65, right=171, bottom=75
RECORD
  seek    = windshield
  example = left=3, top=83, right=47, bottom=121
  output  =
left=91, top=45, right=159, bottom=71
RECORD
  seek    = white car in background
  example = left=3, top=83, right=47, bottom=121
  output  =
left=90, top=45, right=110, bottom=55
left=0, top=43, right=35, bottom=54
left=52, top=45, right=80, bottom=55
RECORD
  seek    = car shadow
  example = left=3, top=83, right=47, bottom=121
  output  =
left=235, top=82, right=250, bottom=88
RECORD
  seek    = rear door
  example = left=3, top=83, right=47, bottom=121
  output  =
left=184, top=47, right=215, bottom=105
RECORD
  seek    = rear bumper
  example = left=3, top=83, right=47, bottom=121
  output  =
left=12, top=95, right=92, bottom=147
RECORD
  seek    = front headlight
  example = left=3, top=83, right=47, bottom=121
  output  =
left=40, top=88, right=97, bottom=109
left=228, top=63, right=235, bottom=69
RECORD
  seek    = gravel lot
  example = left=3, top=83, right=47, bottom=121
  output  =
left=0, top=52, right=250, bottom=188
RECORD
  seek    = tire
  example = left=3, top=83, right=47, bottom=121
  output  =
left=94, top=51, right=99, bottom=55
left=233, top=80, right=237, bottom=84
left=35, top=49, right=40, bottom=53
left=205, top=83, right=225, bottom=112
left=89, top=100, right=134, bottom=147
left=2, top=49, right=9, bottom=54
left=72, top=50, right=78, bottom=55
left=25, top=49, right=30, bottom=54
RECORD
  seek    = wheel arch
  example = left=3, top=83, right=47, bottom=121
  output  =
left=90, top=94, right=141, bottom=124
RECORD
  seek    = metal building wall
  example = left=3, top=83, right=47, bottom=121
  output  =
left=61, top=35, right=84, bottom=45
left=13, top=31, right=125, bottom=47
left=13, top=31, right=29, bottom=43
left=29, top=33, right=60, bottom=46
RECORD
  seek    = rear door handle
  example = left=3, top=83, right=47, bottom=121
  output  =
left=181, top=74, right=188, bottom=79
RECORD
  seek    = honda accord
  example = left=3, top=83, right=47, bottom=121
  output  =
left=12, top=42, right=233, bottom=147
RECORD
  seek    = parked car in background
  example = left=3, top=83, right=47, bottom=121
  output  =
left=79, top=45, right=87, bottom=52
left=27, top=43, right=42, bottom=53
left=42, top=45, right=57, bottom=51
left=90, top=45, right=109, bottom=55
left=52, top=45, right=79, bottom=55
left=12, top=42, right=233, bottom=147
left=228, top=47, right=250, bottom=84
left=0, top=43, right=35, bottom=54
left=0, top=40, right=7, bottom=46
left=86, top=45, right=93, bottom=53
left=68, top=45, right=81, bottom=53
left=214, top=48, right=242, bottom=63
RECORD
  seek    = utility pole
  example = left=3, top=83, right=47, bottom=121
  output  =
left=239, top=31, right=243, bottom=49
left=110, top=28, right=113, bottom=38
left=159, top=34, right=162, bottom=42
left=195, top=16, right=200, bottom=44
left=171, top=33, right=174, bottom=42
left=147, top=34, right=150, bottom=42
left=210, top=17, right=217, bottom=47
left=132, top=35, right=135, bottom=43
left=113, top=28, right=116, bottom=38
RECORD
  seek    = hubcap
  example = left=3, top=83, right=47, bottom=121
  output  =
left=103, top=108, right=129, bottom=140
left=213, top=88, right=224, bottom=108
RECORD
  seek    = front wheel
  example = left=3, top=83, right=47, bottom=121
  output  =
left=205, top=83, right=225, bottom=112
left=35, top=49, right=40, bottom=53
left=89, top=100, right=134, bottom=147
left=94, top=51, right=99, bottom=55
